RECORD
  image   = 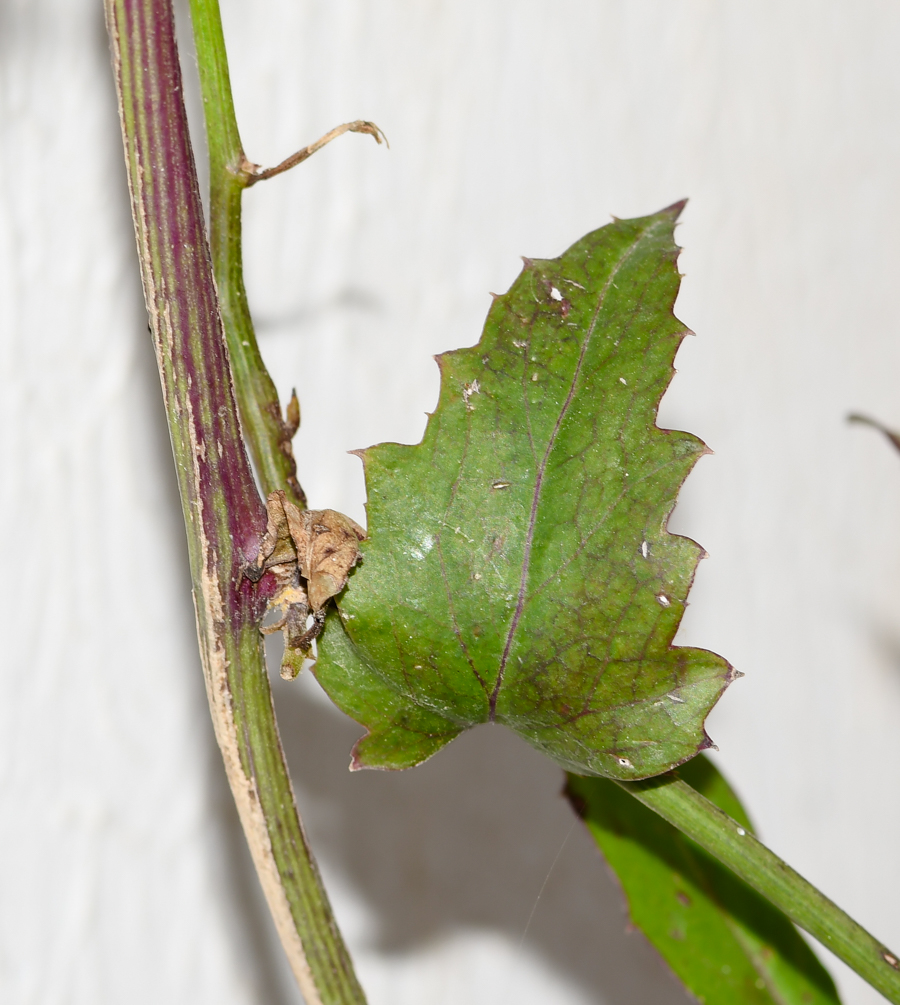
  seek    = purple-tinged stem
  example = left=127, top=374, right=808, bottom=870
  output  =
left=103, top=0, right=366, bottom=1001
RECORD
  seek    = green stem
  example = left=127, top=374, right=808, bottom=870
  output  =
left=188, top=0, right=306, bottom=505
left=104, top=1, right=366, bottom=1001
left=617, top=774, right=900, bottom=1002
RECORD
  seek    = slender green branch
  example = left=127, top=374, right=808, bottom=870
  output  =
left=188, top=0, right=305, bottom=504
left=617, top=774, right=900, bottom=1003
left=103, top=1, right=366, bottom=1002
left=188, top=0, right=383, bottom=507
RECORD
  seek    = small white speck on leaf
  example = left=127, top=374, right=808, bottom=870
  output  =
left=667, top=693, right=685, bottom=703
left=492, top=480, right=512, bottom=490
left=641, top=540, right=650, bottom=558
left=513, top=339, right=527, bottom=348
left=414, top=665, right=422, bottom=669
left=473, top=573, right=482, bottom=580
left=657, top=594, right=670, bottom=607
left=531, top=373, right=538, bottom=382
left=462, top=379, right=481, bottom=411
left=617, top=757, right=632, bottom=768
left=550, top=286, right=563, bottom=301
left=619, top=377, right=627, bottom=385
left=736, top=827, right=746, bottom=837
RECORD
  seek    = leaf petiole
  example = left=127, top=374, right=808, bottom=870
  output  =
left=613, top=772, right=900, bottom=1003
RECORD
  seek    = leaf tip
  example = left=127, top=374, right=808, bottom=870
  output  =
left=664, top=197, right=688, bottom=219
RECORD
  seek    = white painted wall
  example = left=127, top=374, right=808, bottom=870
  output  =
left=2, top=1, right=899, bottom=1002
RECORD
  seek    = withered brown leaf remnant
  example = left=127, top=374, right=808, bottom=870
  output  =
left=286, top=504, right=367, bottom=611
left=249, top=490, right=365, bottom=679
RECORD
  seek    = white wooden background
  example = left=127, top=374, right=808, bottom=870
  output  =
left=2, top=1, right=900, bottom=1002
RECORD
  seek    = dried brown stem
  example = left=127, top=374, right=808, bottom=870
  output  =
left=244, top=120, right=387, bottom=185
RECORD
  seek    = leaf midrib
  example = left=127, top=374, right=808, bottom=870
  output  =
left=488, top=221, right=660, bottom=720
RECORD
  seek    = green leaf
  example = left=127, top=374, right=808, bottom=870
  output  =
left=314, top=203, right=736, bottom=778
left=565, top=757, right=842, bottom=1005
